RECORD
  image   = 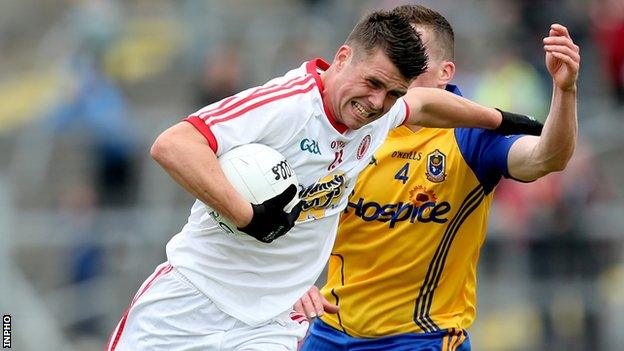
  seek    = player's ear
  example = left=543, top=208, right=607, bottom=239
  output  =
left=333, top=45, right=353, bottom=70
left=439, top=60, right=455, bottom=86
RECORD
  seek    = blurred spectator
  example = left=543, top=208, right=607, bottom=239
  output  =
left=473, top=48, right=548, bottom=120
left=590, top=0, right=624, bottom=105
left=493, top=140, right=608, bottom=350
left=40, top=0, right=138, bottom=206
left=47, top=53, right=138, bottom=206
left=58, top=184, right=103, bottom=336
left=195, top=45, right=244, bottom=108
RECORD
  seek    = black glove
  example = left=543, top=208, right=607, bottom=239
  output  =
left=494, top=108, right=543, bottom=136
left=238, top=184, right=304, bottom=243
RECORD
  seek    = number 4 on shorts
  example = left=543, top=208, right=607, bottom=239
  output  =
left=394, top=163, right=410, bottom=184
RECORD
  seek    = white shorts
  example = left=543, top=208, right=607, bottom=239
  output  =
left=106, top=262, right=309, bottom=351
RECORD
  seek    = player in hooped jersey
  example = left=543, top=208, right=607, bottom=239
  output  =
left=106, top=8, right=545, bottom=351
left=296, top=5, right=580, bottom=351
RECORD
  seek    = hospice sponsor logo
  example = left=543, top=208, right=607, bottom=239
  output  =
left=346, top=185, right=450, bottom=228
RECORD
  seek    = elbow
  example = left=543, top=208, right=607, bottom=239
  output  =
left=550, top=158, right=570, bottom=173
left=538, top=140, right=577, bottom=174
left=551, top=146, right=576, bottom=172
left=543, top=154, right=573, bottom=174
left=150, top=131, right=176, bottom=167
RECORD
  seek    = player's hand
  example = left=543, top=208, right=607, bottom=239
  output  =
left=543, top=24, right=580, bottom=92
left=238, top=184, right=303, bottom=243
left=294, top=285, right=339, bottom=319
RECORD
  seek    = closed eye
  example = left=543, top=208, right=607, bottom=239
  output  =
left=366, top=77, right=406, bottom=99
left=367, top=78, right=382, bottom=89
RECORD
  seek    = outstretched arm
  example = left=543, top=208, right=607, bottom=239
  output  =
left=402, top=88, right=544, bottom=135
left=402, top=87, right=504, bottom=129
left=507, top=24, right=579, bottom=181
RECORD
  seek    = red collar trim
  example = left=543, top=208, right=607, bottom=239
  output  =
left=306, top=58, right=348, bottom=134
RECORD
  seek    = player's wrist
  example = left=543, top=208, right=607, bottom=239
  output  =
left=238, top=203, right=287, bottom=243
left=494, top=108, right=543, bottom=136
left=237, top=204, right=269, bottom=241
left=229, top=201, right=254, bottom=228
left=555, top=82, right=577, bottom=94
left=237, top=184, right=302, bottom=243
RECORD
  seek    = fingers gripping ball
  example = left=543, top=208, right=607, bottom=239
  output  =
left=239, top=184, right=304, bottom=243
left=208, top=143, right=301, bottom=242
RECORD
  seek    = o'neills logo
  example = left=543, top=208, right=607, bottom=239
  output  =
left=391, top=150, right=422, bottom=161
left=298, top=173, right=347, bottom=220
left=357, top=135, right=371, bottom=160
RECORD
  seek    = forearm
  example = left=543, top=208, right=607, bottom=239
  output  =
left=533, top=84, right=577, bottom=170
left=151, top=123, right=253, bottom=227
left=507, top=85, right=577, bottom=180
left=403, top=87, right=502, bottom=129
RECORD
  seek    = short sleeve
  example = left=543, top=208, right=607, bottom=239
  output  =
left=454, top=128, right=524, bottom=194
left=184, top=75, right=316, bottom=156
left=386, top=98, right=409, bottom=129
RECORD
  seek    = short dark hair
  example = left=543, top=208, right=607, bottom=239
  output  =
left=392, top=5, right=455, bottom=61
left=345, top=10, right=427, bottom=80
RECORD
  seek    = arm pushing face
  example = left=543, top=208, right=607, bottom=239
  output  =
left=402, top=87, right=503, bottom=129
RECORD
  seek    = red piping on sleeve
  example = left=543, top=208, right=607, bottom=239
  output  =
left=401, top=98, right=411, bottom=126
left=184, top=116, right=218, bottom=153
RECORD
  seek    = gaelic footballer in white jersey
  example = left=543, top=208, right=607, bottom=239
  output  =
left=167, top=58, right=410, bottom=326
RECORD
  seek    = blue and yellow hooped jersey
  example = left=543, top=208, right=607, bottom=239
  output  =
left=320, top=105, right=523, bottom=337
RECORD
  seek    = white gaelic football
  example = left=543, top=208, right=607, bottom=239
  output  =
left=208, top=143, right=299, bottom=236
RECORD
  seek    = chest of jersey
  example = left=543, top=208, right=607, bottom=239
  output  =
left=343, top=127, right=480, bottom=230
left=323, top=126, right=496, bottom=336
left=279, top=116, right=386, bottom=222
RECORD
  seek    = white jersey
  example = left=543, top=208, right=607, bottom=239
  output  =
left=167, top=58, right=409, bottom=326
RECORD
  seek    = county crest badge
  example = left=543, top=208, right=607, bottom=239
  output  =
left=426, top=149, right=446, bottom=183
left=356, top=134, right=372, bottom=160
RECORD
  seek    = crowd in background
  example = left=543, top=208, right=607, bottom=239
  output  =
left=0, top=0, right=622, bottom=350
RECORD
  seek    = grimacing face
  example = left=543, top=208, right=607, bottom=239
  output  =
left=326, top=46, right=410, bottom=130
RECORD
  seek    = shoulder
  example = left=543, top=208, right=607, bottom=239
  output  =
left=454, top=128, right=522, bottom=153
left=454, top=128, right=524, bottom=193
